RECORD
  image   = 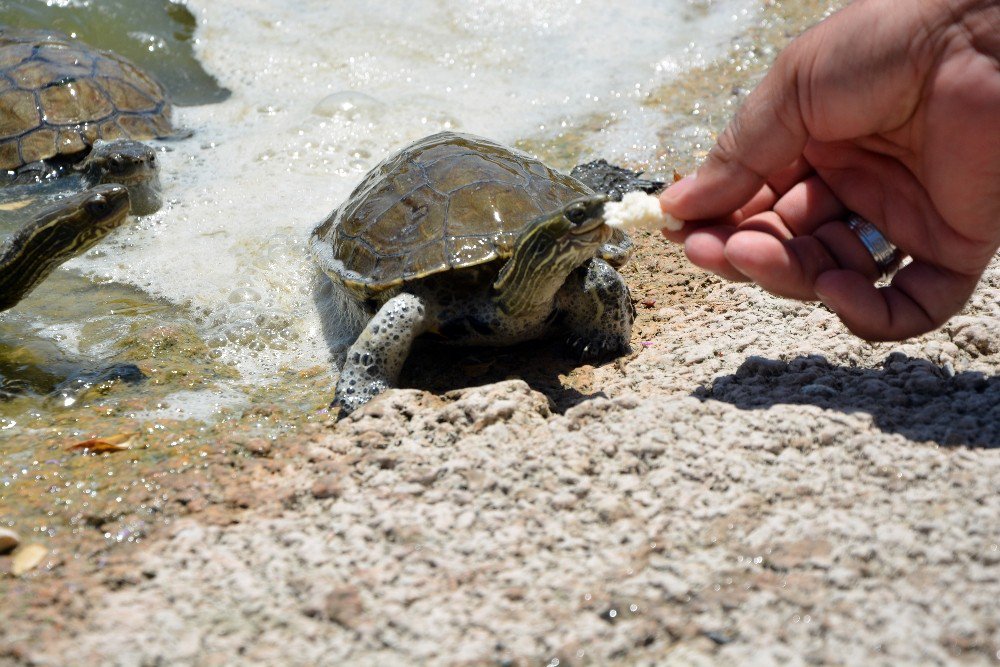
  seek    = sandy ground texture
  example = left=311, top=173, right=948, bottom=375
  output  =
left=4, top=227, right=999, bottom=666
left=2, top=1, right=999, bottom=662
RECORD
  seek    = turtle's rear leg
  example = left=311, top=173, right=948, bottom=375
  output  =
left=332, top=292, right=429, bottom=417
left=557, top=258, right=634, bottom=360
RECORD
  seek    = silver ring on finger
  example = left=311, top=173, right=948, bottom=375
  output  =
left=846, top=213, right=901, bottom=280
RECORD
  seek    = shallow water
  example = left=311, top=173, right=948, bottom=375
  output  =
left=0, top=0, right=830, bottom=428
left=0, top=0, right=229, bottom=104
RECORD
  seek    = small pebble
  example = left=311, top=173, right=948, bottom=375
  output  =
left=325, top=585, right=364, bottom=628
left=244, top=438, right=272, bottom=456
left=311, top=475, right=343, bottom=499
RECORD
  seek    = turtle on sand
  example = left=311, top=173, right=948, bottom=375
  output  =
left=311, top=131, right=662, bottom=417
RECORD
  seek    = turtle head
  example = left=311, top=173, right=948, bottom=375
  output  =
left=77, top=140, right=162, bottom=215
left=494, top=194, right=611, bottom=315
left=527, top=194, right=611, bottom=246
left=34, top=185, right=132, bottom=262
left=0, top=184, right=130, bottom=310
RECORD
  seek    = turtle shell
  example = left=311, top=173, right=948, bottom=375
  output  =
left=0, top=29, right=173, bottom=171
left=313, top=131, right=592, bottom=296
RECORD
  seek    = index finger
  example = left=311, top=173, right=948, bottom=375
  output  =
left=660, top=40, right=811, bottom=221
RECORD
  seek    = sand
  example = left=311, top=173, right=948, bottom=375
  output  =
left=2, top=0, right=998, bottom=664
left=3, top=230, right=999, bottom=666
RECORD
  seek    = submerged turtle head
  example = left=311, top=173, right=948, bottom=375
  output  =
left=0, top=184, right=130, bottom=311
left=494, top=194, right=611, bottom=315
left=77, top=140, right=162, bottom=215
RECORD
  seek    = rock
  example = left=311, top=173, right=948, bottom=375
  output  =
left=311, top=475, right=343, bottom=500
left=0, top=528, right=19, bottom=555
left=244, top=438, right=272, bottom=456
left=325, top=585, right=364, bottom=629
left=766, top=538, right=834, bottom=571
left=595, top=496, right=632, bottom=523
left=550, top=492, right=578, bottom=510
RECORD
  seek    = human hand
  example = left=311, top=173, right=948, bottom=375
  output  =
left=659, top=0, right=1000, bottom=341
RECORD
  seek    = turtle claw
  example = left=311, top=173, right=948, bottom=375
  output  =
left=330, top=384, right=382, bottom=421
left=564, top=334, right=630, bottom=362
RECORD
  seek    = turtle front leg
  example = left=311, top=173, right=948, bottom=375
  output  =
left=332, top=292, right=429, bottom=417
left=557, top=258, right=634, bottom=360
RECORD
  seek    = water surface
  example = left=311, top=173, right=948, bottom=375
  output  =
left=0, top=0, right=829, bottom=427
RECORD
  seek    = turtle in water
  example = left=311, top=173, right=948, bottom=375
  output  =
left=0, top=27, right=175, bottom=216
left=0, top=29, right=173, bottom=398
left=0, top=28, right=174, bottom=182
left=312, top=131, right=662, bottom=417
left=1, top=137, right=161, bottom=221
left=0, top=184, right=139, bottom=399
left=0, top=27, right=177, bottom=303
left=0, top=183, right=129, bottom=311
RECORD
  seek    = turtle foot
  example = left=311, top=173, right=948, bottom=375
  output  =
left=570, top=159, right=665, bottom=200
left=330, top=379, right=389, bottom=420
left=564, top=334, right=631, bottom=362
left=51, top=363, right=146, bottom=406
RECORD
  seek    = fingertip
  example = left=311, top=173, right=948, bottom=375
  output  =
left=684, top=228, right=749, bottom=282
left=659, top=174, right=696, bottom=213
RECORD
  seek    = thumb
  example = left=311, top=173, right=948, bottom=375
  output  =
left=661, top=41, right=811, bottom=221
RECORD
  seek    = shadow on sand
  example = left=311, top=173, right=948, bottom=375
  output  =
left=313, top=272, right=609, bottom=414
left=696, top=353, right=1000, bottom=448
left=399, top=338, right=610, bottom=414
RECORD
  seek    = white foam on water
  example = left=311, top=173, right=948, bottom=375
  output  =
left=70, top=0, right=758, bottom=381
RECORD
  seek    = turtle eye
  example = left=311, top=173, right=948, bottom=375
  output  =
left=565, top=205, right=588, bottom=225
left=85, top=194, right=111, bottom=217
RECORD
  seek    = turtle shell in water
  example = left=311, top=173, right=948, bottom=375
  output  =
left=0, top=28, right=173, bottom=172
left=312, top=131, right=595, bottom=297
